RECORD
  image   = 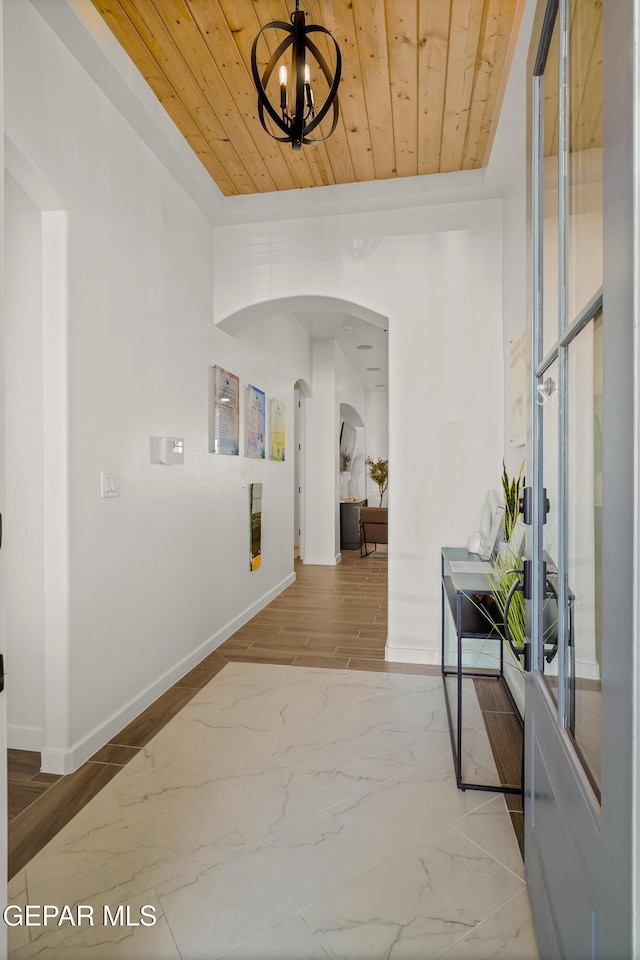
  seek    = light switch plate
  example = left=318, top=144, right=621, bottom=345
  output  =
left=101, top=473, right=119, bottom=498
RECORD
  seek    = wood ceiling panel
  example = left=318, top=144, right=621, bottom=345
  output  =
left=386, top=0, right=419, bottom=180
left=99, top=0, right=258, bottom=192
left=302, top=0, right=356, bottom=183
left=462, top=0, right=518, bottom=169
left=569, top=0, right=602, bottom=153
left=93, top=0, right=240, bottom=193
left=214, top=0, right=321, bottom=188
left=439, top=0, right=485, bottom=173
left=92, top=0, right=524, bottom=196
left=147, top=0, right=280, bottom=192
left=352, top=0, right=396, bottom=180
left=318, top=0, right=376, bottom=183
left=183, top=0, right=297, bottom=190
left=418, top=1, right=452, bottom=176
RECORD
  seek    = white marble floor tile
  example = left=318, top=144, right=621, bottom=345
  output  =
left=8, top=889, right=180, bottom=960
left=170, top=687, right=306, bottom=737
left=32, top=784, right=127, bottom=861
left=458, top=726, right=501, bottom=787
left=156, top=812, right=376, bottom=960
left=10, top=662, right=534, bottom=960
left=216, top=746, right=396, bottom=841
left=462, top=889, right=540, bottom=959
left=193, top=666, right=393, bottom=718
left=452, top=796, right=525, bottom=881
left=111, top=726, right=273, bottom=827
left=439, top=940, right=480, bottom=959
left=300, top=825, right=524, bottom=960
left=320, top=713, right=452, bottom=776
left=8, top=869, right=26, bottom=900
left=6, top=872, right=29, bottom=954
left=210, top=662, right=343, bottom=688
left=221, top=914, right=330, bottom=960
left=25, top=796, right=246, bottom=915
left=282, top=672, right=444, bottom=725
left=243, top=683, right=450, bottom=770
left=331, top=755, right=498, bottom=863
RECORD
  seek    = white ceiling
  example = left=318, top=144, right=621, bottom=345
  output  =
left=293, top=311, right=388, bottom=391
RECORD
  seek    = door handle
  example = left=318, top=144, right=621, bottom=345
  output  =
left=0, top=654, right=5, bottom=693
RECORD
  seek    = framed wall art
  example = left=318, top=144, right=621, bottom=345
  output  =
left=246, top=384, right=266, bottom=459
left=211, top=366, right=240, bottom=455
left=269, top=397, right=285, bottom=461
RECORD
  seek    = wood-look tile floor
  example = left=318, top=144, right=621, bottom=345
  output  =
left=7, top=548, right=522, bottom=879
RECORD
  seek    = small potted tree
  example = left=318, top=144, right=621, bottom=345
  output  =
left=366, top=457, right=388, bottom=507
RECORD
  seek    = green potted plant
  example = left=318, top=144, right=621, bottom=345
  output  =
left=365, top=457, right=388, bottom=507
left=502, top=460, right=524, bottom=543
left=476, top=461, right=559, bottom=672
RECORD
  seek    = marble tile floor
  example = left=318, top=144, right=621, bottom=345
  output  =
left=8, top=550, right=432, bottom=875
left=8, top=661, right=539, bottom=959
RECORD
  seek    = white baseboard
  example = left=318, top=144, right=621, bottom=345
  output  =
left=8, top=725, right=45, bottom=752
left=41, top=572, right=296, bottom=775
left=574, top=659, right=601, bottom=681
left=385, top=643, right=439, bottom=666
left=303, top=555, right=341, bottom=566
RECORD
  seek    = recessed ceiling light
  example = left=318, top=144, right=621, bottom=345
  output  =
left=356, top=344, right=373, bottom=350
left=220, top=398, right=231, bottom=403
left=366, top=367, right=380, bottom=371
left=375, top=383, right=386, bottom=388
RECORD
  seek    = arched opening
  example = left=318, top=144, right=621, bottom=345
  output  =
left=218, top=296, right=389, bottom=567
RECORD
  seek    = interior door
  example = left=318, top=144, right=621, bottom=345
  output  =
left=524, top=2, right=636, bottom=958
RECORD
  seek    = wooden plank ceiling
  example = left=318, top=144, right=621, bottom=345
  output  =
left=91, top=0, right=525, bottom=197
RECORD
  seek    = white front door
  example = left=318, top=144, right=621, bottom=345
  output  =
left=524, top=2, right=637, bottom=957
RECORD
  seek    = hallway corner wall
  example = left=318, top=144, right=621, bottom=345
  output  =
left=3, top=171, right=46, bottom=750
left=213, top=201, right=505, bottom=665
left=3, top=0, right=312, bottom=770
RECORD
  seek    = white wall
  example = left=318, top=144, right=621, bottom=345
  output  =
left=304, top=340, right=339, bottom=565
left=365, top=390, right=388, bottom=506
left=214, top=201, right=505, bottom=663
left=4, top=171, right=46, bottom=748
left=4, top=0, right=311, bottom=770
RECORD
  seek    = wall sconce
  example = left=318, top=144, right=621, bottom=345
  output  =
left=251, top=0, right=341, bottom=150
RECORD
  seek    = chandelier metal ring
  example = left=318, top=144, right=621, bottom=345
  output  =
left=250, top=6, right=341, bottom=150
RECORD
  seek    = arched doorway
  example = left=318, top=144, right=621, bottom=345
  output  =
left=217, top=296, right=389, bottom=567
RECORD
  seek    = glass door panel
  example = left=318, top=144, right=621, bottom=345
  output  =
left=566, top=311, right=602, bottom=795
left=568, top=0, right=603, bottom=321
left=542, top=15, right=560, bottom=357
left=565, top=0, right=603, bottom=796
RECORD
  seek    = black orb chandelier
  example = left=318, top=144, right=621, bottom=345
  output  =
left=250, top=0, right=341, bottom=151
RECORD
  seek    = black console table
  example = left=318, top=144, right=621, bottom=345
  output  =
left=340, top=498, right=367, bottom=550
left=441, top=547, right=523, bottom=795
